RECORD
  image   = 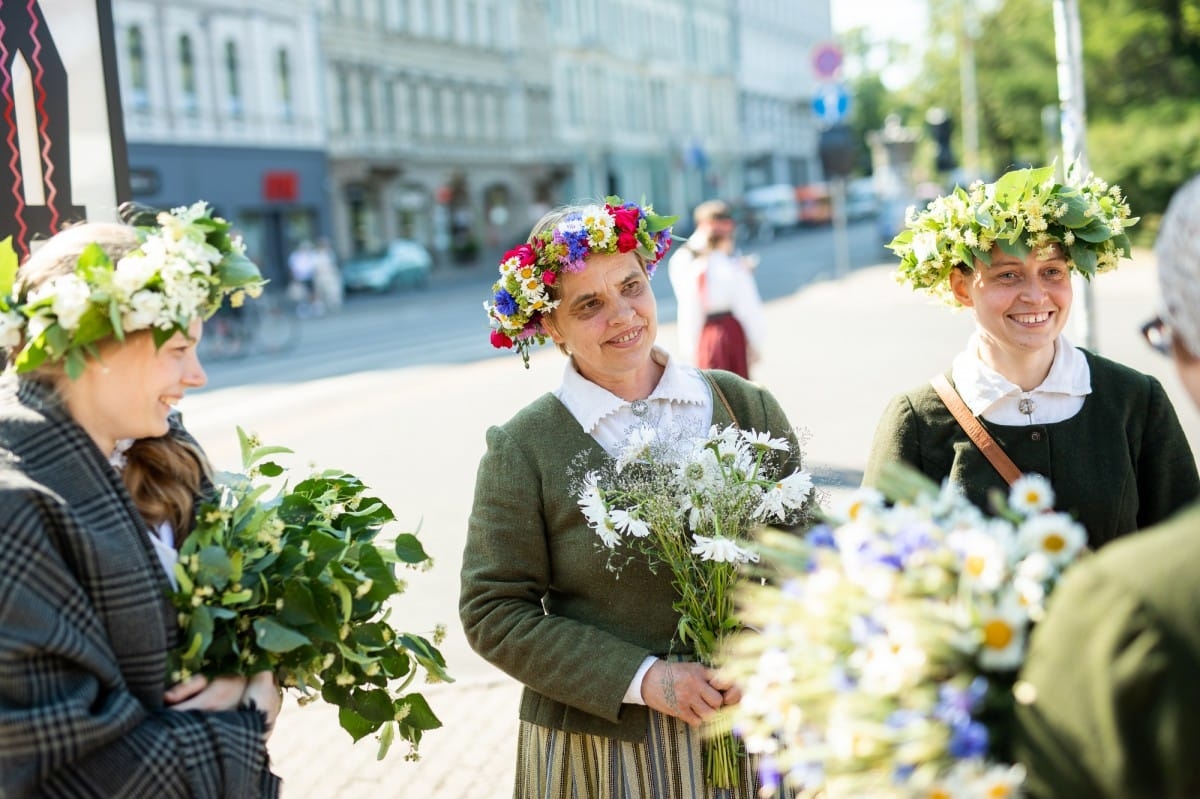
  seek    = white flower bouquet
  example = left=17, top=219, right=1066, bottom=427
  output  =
left=169, top=429, right=451, bottom=760
left=578, top=423, right=815, bottom=788
left=720, top=465, right=1087, bottom=798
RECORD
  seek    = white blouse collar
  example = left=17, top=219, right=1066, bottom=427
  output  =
left=952, top=333, right=1092, bottom=417
left=557, top=347, right=709, bottom=432
left=109, top=438, right=135, bottom=471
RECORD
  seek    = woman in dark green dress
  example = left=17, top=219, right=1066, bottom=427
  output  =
left=1013, top=172, right=1200, bottom=798
left=863, top=166, right=1198, bottom=548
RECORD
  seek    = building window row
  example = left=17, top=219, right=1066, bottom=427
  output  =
left=124, top=23, right=296, bottom=125
left=561, top=64, right=733, bottom=140
left=334, top=67, right=507, bottom=144
left=327, top=0, right=500, bottom=47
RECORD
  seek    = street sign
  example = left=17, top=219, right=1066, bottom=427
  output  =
left=812, top=43, right=843, bottom=79
left=812, top=83, right=850, bottom=126
left=0, top=0, right=128, bottom=259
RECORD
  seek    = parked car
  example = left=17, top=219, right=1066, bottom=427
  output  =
left=796, top=183, right=833, bottom=225
left=742, top=184, right=801, bottom=235
left=845, top=178, right=881, bottom=221
left=341, top=239, right=432, bottom=293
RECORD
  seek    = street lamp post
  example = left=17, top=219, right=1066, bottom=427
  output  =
left=1052, top=0, right=1095, bottom=351
left=959, top=0, right=981, bottom=181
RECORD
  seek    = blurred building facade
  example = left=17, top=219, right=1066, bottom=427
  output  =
left=318, top=0, right=562, bottom=266
left=110, top=0, right=829, bottom=267
left=736, top=0, right=830, bottom=189
left=546, top=0, right=741, bottom=224
left=112, top=0, right=329, bottom=288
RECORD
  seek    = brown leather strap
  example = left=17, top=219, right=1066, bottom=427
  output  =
left=930, top=374, right=1023, bottom=486
left=703, top=371, right=739, bottom=428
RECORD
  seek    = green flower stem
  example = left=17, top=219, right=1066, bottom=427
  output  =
left=704, top=715, right=743, bottom=789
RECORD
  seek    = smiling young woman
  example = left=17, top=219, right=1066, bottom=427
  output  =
left=1012, top=172, right=1200, bottom=799
left=0, top=207, right=282, bottom=797
left=863, top=166, right=1199, bottom=549
left=947, top=244, right=1073, bottom=390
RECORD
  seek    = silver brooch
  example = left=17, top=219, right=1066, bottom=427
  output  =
left=630, top=399, right=649, bottom=417
left=1018, top=397, right=1036, bottom=416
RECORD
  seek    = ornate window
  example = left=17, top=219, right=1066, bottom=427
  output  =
left=179, top=34, right=197, bottom=114
left=224, top=41, right=242, bottom=117
left=127, top=25, right=148, bottom=110
left=277, top=48, right=294, bottom=122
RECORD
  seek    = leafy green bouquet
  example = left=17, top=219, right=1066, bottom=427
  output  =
left=169, top=429, right=450, bottom=759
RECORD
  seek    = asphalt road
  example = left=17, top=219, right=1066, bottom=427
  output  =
left=194, top=219, right=893, bottom=390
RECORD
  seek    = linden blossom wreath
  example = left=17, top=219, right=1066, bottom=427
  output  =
left=0, top=201, right=264, bottom=378
left=888, top=164, right=1138, bottom=305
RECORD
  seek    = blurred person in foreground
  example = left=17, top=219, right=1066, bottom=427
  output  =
left=0, top=204, right=281, bottom=797
left=463, top=197, right=801, bottom=797
left=668, top=200, right=765, bottom=378
left=1012, top=172, right=1200, bottom=798
left=863, top=165, right=1198, bottom=548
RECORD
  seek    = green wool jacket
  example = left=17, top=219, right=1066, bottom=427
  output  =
left=862, top=350, right=1199, bottom=547
left=459, top=369, right=801, bottom=742
left=1013, top=500, right=1200, bottom=799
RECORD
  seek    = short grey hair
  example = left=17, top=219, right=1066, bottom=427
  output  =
left=1156, top=174, right=1200, bottom=356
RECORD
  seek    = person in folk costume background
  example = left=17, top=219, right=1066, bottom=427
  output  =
left=863, top=165, right=1199, bottom=549
left=668, top=200, right=766, bottom=379
left=465, top=197, right=801, bottom=798
left=0, top=203, right=282, bottom=797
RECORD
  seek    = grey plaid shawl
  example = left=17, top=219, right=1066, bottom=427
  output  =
left=0, top=377, right=279, bottom=798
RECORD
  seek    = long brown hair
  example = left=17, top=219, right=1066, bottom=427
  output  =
left=122, top=433, right=211, bottom=542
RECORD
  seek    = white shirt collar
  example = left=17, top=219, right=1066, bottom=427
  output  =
left=556, top=347, right=709, bottom=432
left=952, top=333, right=1092, bottom=417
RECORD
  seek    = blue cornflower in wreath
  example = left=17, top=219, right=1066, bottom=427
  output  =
left=484, top=196, right=676, bottom=366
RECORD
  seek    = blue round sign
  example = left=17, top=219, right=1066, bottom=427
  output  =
left=812, top=83, right=850, bottom=125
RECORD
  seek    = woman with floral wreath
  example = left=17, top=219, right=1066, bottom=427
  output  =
left=1013, top=171, right=1200, bottom=799
left=461, top=197, right=802, bottom=798
left=0, top=204, right=282, bottom=797
left=863, top=165, right=1199, bottom=548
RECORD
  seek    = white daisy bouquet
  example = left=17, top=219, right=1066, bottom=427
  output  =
left=169, top=429, right=451, bottom=760
left=578, top=423, right=816, bottom=788
left=719, top=464, right=1087, bottom=798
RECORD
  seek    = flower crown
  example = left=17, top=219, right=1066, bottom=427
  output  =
left=485, top=196, right=676, bottom=366
left=0, top=201, right=264, bottom=378
left=889, top=164, right=1138, bottom=304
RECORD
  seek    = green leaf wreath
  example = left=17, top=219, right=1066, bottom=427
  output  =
left=169, top=428, right=451, bottom=760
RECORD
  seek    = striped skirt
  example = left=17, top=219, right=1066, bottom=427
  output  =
left=513, top=710, right=783, bottom=799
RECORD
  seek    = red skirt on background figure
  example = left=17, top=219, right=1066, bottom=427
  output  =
left=697, top=312, right=749, bottom=378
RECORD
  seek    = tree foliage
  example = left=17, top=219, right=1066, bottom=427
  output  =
left=850, top=0, right=1200, bottom=238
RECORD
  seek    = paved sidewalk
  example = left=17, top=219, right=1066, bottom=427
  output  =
left=267, top=674, right=522, bottom=797
left=257, top=250, right=1198, bottom=797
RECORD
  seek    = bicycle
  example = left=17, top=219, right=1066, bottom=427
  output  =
left=198, top=291, right=301, bottom=361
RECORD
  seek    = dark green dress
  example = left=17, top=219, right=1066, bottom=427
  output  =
left=1013, top=501, right=1200, bottom=798
left=460, top=369, right=802, bottom=797
left=863, top=350, right=1199, bottom=547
